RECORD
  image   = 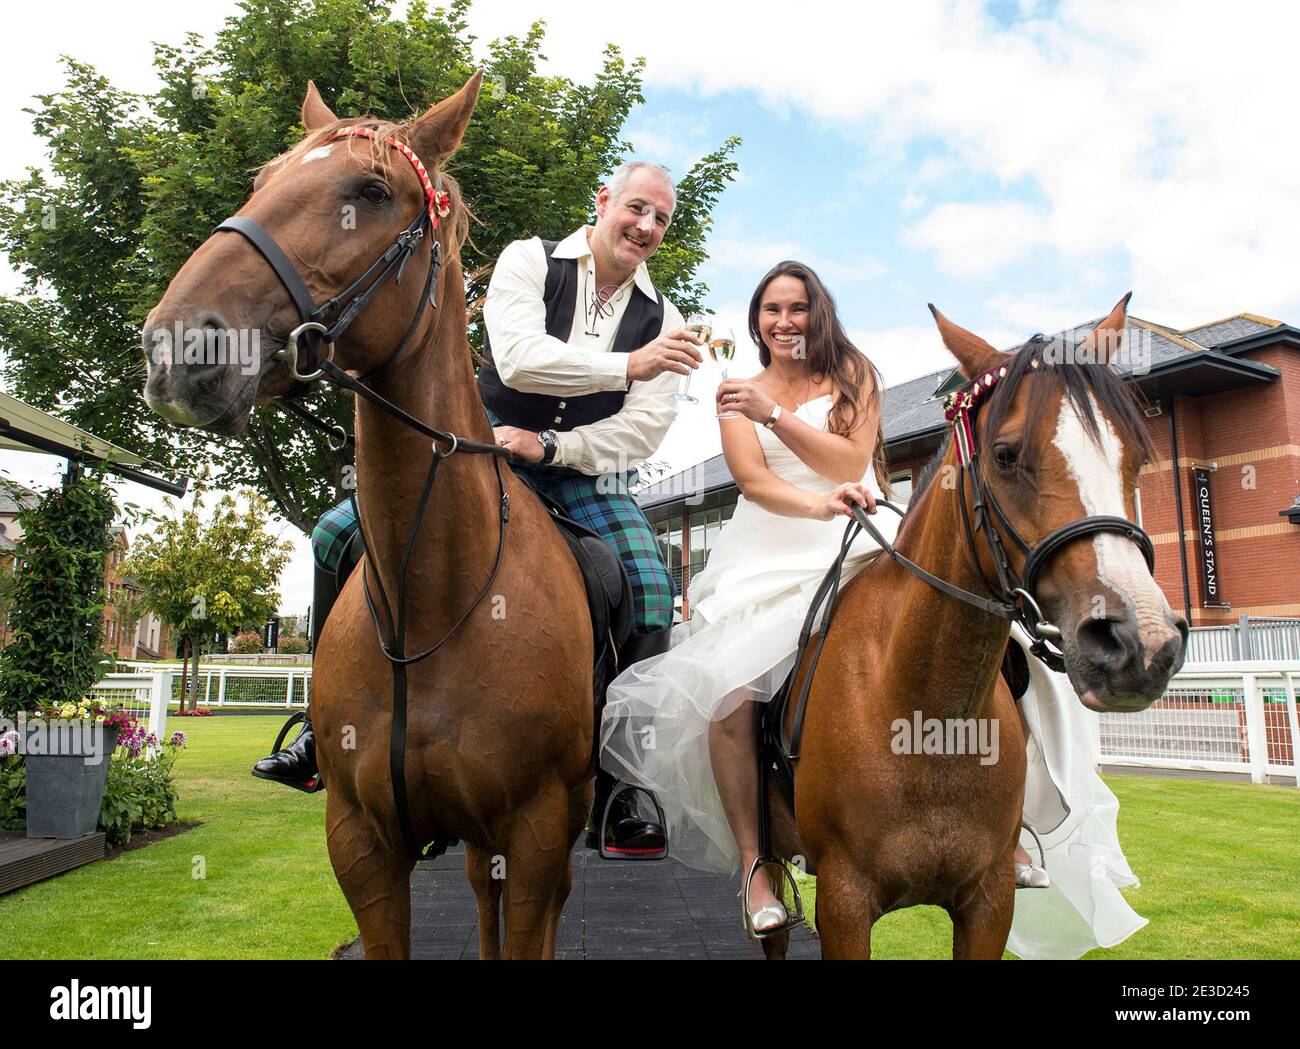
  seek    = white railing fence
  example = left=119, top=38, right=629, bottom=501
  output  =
left=1098, top=661, right=1299, bottom=783
left=201, top=653, right=313, bottom=666
left=114, top=661, right=310, bottom=709
left=1185, top=617, right=1300, bottom=663
left=95, top=660, right=1299, bottom=783
left=89, top=671, right=171, bottom=744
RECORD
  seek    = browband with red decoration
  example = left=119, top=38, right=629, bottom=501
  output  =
left=330, top=127, right=452, bottom=226
left=942, top=362, right=1017, bottom=467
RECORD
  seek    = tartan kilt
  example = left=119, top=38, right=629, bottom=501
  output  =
left=310, top=471, right=676, bottom=633
left=311, top=500, right=360, bottom=575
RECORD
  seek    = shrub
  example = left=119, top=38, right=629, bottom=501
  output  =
left=278, top=635, right=308, bottom=655
left=0, top=735, right=24, bottom=830
left=231, top=630, right=262, bottom=654
left=97, top=719, right=186, bottom=847
left=0, top=473, right=115, bottom=719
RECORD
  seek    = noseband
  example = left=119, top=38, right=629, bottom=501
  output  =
left=213, top=126, right=514, bottom=859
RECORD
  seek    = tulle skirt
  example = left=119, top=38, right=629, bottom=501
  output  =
left=600, top=490, right=892, bottom=875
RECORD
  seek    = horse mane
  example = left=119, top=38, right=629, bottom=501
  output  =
left=257, top=116, right=472, bottom=261
left=906, top=331, right=1156, bottom=507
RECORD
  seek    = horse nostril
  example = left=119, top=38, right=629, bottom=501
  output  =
left=1076, top=617, right=1138, bottom=668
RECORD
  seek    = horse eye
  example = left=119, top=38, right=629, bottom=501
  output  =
left=993, top=444, right=1020, bottom=470
left=361, top=183, right=390, bottom=205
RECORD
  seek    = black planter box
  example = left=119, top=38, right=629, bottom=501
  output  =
left=24, top=723, right=119, bottom=839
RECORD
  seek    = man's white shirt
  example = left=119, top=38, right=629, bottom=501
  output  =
left=483, top=226, right=683, bottom=476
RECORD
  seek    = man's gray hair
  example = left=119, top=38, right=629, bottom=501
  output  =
left=605, top=161, right=676, bottom=207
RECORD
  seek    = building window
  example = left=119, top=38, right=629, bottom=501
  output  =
left=685, top=504, right=737, bottom=611
left=889, top=470, right=913, bottom=504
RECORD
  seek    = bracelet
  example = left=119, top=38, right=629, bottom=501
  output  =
left=763, top=403, right=783, bottom=429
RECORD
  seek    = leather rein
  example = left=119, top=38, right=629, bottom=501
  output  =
left=777, top=359, right=1155, bottom=762
left=215, top=127, right=513, bottom=858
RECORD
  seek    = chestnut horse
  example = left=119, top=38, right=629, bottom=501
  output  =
left=762, top=298, right=1187, bottom=959
left=143, top=74, right=596, bottom=958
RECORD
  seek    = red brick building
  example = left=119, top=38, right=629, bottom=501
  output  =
left=639, top=313, right=1300, bottom=626
left=102, top=526, right=172, bottom=660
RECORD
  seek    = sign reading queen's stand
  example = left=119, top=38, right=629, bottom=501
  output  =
left=1192, top=466, right=1227, bottom=607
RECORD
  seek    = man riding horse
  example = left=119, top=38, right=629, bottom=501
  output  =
left=254, top=159, right=704, bottom=856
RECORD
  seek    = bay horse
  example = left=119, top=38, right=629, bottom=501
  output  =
left=142, top=74, right=597, bottom=958
left=761, top=298, right=1187, bottom=959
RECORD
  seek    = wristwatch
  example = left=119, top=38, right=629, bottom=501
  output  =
left=763, top=404, right=783, bottom=430
left=537, top=429, right=559, bottom=464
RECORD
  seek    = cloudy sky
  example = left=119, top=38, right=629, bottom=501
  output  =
left=2, top=0, right=1296, bottom=614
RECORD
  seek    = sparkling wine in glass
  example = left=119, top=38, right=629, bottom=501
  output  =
left=711, top=328, right=740, bottom=418
left=676, top=313, right=713, bottom=404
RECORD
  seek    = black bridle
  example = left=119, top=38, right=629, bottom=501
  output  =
left=779, top=357, right=1155, bottom=761
left=215, top=126, right=514, bottom=858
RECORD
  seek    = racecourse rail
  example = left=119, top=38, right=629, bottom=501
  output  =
left=91, top=659, right=1299, bottom=784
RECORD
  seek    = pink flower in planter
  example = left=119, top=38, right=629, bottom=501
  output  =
left=0, top=730, right=18, bottom=757
left=169, top=731, right=188, bottom=747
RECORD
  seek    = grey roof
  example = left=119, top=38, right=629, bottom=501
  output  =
left=881, top=368, right=951, bottom=441
left=0, top=486, right=38, bottom=515
left=1179, top=315, right=1279, bottom=348
left=635, top=452, right=735, bottom=508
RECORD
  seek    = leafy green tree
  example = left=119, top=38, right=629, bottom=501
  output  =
left=0, top=0, right=741, bottom=535
left=120, top=473, right=292, bottom=711
left=0, top=471, right=117, bottom=719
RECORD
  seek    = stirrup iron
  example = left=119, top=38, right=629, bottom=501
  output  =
left=250, top=709, right=324, bottom=793
left=742, top=855, right=806, bottom=939
left=598, top=780, right=668, bottom=862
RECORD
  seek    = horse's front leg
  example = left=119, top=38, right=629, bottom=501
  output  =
left=325, top=790, right=415, bottom=959
left=466, top=843, right=504, bottom=960
left=500, top=779, right=575, bottom=959
left=813, top=851, right=879, bottom=959
left=948, top=851, right=1015, bottom=960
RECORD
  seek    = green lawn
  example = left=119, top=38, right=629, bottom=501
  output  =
left=0, top=716, right=354, bottom=959
left=791, top=772, right=1299, bottom=958
left=0, top=716, right=1295, bottom=959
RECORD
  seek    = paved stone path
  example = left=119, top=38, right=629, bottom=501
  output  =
left=338, top=844, right=820, bottom=960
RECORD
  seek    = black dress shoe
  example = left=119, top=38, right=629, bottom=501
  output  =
left=585, top=776, right=667, bottom=858
left=251, top=715, right=323, bottom=793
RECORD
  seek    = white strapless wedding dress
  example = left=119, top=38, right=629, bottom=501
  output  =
left=600, top=395, right=1147, bottom=959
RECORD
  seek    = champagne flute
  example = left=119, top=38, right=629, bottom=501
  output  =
left=676, top=313, right=713, bottom=404
left=711, top=327, right=740, bottom=419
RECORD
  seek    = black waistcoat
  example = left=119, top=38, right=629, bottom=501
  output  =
left=477, top=239, right=664, bottom=433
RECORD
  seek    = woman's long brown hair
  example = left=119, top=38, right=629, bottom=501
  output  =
left=747, top=260, right=891, bottom=495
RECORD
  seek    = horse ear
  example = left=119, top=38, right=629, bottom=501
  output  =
left=1077, top=292, right=1132, bottom=367
left=301, top=81, right=338, bottom=131
left=928, top=304, right=1000, bottom=379
left=408, top=70, right=483, bottom=163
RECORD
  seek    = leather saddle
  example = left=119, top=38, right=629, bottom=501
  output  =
left=513, top=472, right=636, bottom=684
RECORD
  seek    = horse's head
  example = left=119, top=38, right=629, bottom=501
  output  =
left=930, top=296, right=1186, bottom=712
left=142, top=73, right=482, bottom=434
